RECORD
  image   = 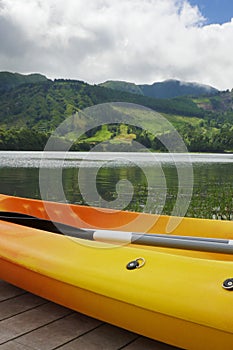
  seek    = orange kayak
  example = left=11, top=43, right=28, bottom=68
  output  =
left=1, top=193, right=233, bottom=350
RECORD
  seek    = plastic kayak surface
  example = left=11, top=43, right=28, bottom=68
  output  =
left=1, top=194, right=233, bottom=350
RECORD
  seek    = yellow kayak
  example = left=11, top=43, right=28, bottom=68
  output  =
left=1, top=193, right=233, bottom=350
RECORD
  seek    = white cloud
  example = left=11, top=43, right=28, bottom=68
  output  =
left=0, top=0, right=232, bottom=90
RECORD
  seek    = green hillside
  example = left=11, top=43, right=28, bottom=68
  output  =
left=0, top=74, right=232, bottom=152
left=0, top=78, right=208, bottom=130
left=99, top=80, right=143, bottom=95
left=99, top=79, right=218, bottom=99
left=139, top=79, right=218, bottom=99
left=0, top=71, right=48, bottom=92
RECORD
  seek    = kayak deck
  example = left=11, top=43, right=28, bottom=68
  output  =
left=1, top=279, right=178, bottom=349
left=1, top=193, right=233, bottom=261
left=1, top=193, right=233, bottom=239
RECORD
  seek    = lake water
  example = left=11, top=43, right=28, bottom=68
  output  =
left=0, top=151, right=233, bottom=220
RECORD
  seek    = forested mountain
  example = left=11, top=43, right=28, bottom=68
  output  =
left=99, top=81, right=144, bottom=95
left=0, top=72, right=233, bottom=152
left=99, top=79, right=218, bottom=99
left=0, top=72, right=48, bottom=93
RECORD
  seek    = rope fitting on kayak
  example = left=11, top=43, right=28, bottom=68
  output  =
left=126, top=257, right=145, bottom=270
left=222, top=278, right=233, bottom=290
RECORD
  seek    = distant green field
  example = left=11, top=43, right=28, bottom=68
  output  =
left=85, top=125, right=113, bottom=142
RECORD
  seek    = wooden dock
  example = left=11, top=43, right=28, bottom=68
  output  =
left=0, top=280, right=179, bottom=350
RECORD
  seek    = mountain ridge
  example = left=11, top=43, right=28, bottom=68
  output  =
left=100, top=79, right=219, bottom=99
left=0, top=71, right=219, bottom=99
left=0, top=71, right=49, bottom=92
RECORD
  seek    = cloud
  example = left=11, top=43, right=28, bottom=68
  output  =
left=0, top=0, right=232, bottom=90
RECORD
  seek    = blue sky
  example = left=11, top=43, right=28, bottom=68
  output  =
left=190, top=0, right=233, bottom=24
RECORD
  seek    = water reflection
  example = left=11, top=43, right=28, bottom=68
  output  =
left=0, top=152, right=233, bottom=219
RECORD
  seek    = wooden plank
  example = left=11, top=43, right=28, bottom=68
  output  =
left=57, top=324, right=139, bottom=350
left=0, top=280, right=180, bottom=349
left=0, top=302, right=73, bottom=344
left=0, top=293, right=48, bottom=321
left=7, top=313, right=102, bottom=350
left=120, top=336, right=181, bottom=349
left=0, top=341, right=33, bottom=350
left=0, top=280, right=25, bottom=302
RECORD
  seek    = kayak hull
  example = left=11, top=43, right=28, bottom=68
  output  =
left=1, top=258, right=233, bottom=350
left=1, top=194, right=233, bottom=350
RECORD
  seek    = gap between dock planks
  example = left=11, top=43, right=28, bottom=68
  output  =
left=0, top=280, right=179, bottom=350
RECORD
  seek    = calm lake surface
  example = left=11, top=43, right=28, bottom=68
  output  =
left=1, top=151, right=233, bottom=220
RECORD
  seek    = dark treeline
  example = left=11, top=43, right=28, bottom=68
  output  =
left=1, top=123, right=233, bottom=153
